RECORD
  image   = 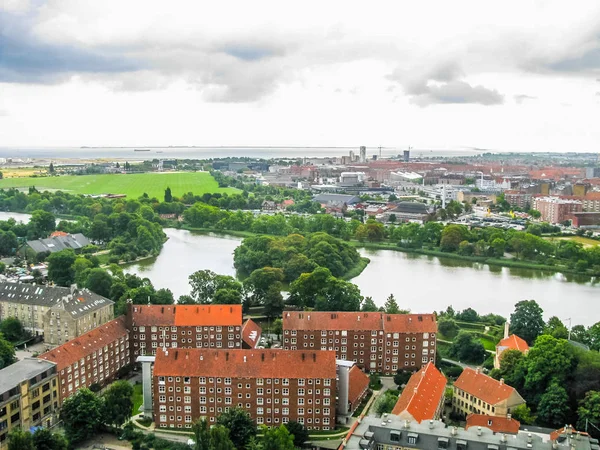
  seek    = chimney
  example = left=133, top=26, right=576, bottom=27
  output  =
left=504, top=321, right=510, bottom=339
left=475, top=367, right=480, bottom=374
left=243, top=356, right=247, bottom=363
left=429, top=420, right=434, bottom=429
left=451, top=427, right=457, bottom=436
left=70, top=284, right=76, bottom=296
left=307, top=315, right=310, bottom=321
left=500, top=378, right=504, bottom=385
left=477, top=426, right=482, bottom=436
left=507, top=414, right=511, bottom=420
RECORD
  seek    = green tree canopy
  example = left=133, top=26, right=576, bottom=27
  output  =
left=537, top=383, right=570, bottom=427
left=102, top=380, right=134, bottom=427
left=47, top=248, right=77, bottom=286
left=510, top=300, right=544, bottom=345
left=285, top=420, right=309, bottom=448
left=262, top=424, right=295, bottom=450
left=448, top=331, right=486, bottom=363
left=32, top=428, right=68, bottom=450
left=384, top=294, right=400, bottom=314
left=60, top=388, right=104, bottom=444
left=7, top=428, right=34, bottom=450
left=0, top=317, right=25, bottom=342
left=0, top=332, right=16, bottom=369
left=216, top=407, right=256, bottom=449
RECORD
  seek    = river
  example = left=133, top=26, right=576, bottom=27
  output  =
left=123, top=228, right=599, bottom=327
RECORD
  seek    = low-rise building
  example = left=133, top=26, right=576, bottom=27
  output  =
left=20, top=233, right=91, bottom=257
left=342, top=415, right=596, bottom=450
left=571, top=211, right=600, bottom=228
left=466, top=413, right=521, bottom=434
left=391, top=362, right=447, bottom=423
left=453, top=367, right=526, bottom=418
left=38, top=317, right=130, bottom=402
left=0, top=282, right=114, bottom=344
left=494, top=323, right=529, bottom=369
left=126, top=304, right=244, bottom=359
left=283, top=312, right=437, bottom=374
left=152, top=348, right=337, bottom=431
left=0, top=359, right=59, bottom=449
left=385, top=202, right=431, bottom=223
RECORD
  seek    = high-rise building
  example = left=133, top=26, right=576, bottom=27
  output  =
left=282, top=312, right=437, bottom=375
left=359, top=146, right=366, bottom=163
left=403, top=150, right=410, bottom=162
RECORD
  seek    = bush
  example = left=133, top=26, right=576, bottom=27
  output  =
left=444, top=366, right=464, bottom=379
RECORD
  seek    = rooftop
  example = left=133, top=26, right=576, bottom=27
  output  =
left=391, top=362, right=447, bottom=423
left=497, top=334, right=529, bottom=353
left=454, top=367, right=521, bottom=405
left=347, top=365, right=370, bottom=405
left=242, top=319, right=262, bottom=348
left=0, top=358, right=57, bottom=395
left=466, top=414, right=521, bottom=435
left=129, top=304, right=242, bottom=327
left=313, top=193, right=361, bottom=204
left=26, top=233, right=90, bottom=254
left=153, top=349, right=337, bottom=379
left=0, top=282, right=113, bottom=318
left=283, top=312, right=437, bottom=334
left=39, top=317, right=128, bottom=370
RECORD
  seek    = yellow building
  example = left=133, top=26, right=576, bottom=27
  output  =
left=0, top=358, right=59, bottom=448
left=452, top=367, right=525, bottom=418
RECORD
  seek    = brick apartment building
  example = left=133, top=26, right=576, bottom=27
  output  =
left=532, top=196, right=583, bottom=224
left=504, top=190, right=532, bottom=209
left=282, top=312, right=437, bottom=375
left=152, top=348, right=337, bottom=431
left=39, top=317, right=130, bottom=403
left=126, top=304, right=244, bottom=358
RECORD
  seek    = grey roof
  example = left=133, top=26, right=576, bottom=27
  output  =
left=393, top=202, right=430, bottom=214
left=0, top=282, right=113, bottom=318
left=313, top=194, right=361, bottom=205
left=344, top=416, right=595, bottom=450
left=26, top=233, right=91, bottom=254
left=0, top=358, right=56, bottom=395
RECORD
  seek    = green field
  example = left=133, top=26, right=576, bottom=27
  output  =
left=545, top=236, right=600, bottom=248
left=0, top=172, right=238, bottom=199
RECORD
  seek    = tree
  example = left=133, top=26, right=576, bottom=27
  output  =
left=85, top=268, right=114, bottom=298
left=32, top=428, right=68, bottom=450
left=361, top=296, right=378, bottom=312
left=49, top=162, right=55, bottom=174
left=29, top=210, right=56, bottom=239
left=102, top=380, right=134, bottom=427
left=456, top=307, right=479, bottom=323
left=374, top=391, right=399, bottom=415
left=262, top=425, right=295, bottom=450
left=394, top=370, right=412, bottom=387
left=384, top=294, right=400, bottom=314
left=577, top=391, right=600, bottom=435
left=544, top=316, right=569, bottom=339
left=209, top=425, right=236, bottom=450
left=285, top=420, right=309, bottom=448
left=440, top=224, right=468, bottom=252
left=448, top=331, right=486, bottom=363
left=192, top=419, right=212, bottom=450
left=216, top=407, right=256, bottom=449
left=537, top=383, right=570, bottom=427
left=437, top=318, right=459, bottom=339
left=263, top=286, right=285, bottom=320
left=164, top=187, right=173, bottom=203
left=0, top=332, right=16, bottom=369
left=7, top=428, right=34, bottom=450
left=60, top=388, right=104, bottom=444
left=494, top=349, right=526, bottom=390
left=245, top=267, right=285, bottom=305
left=510, top=404, right=535, bottom=425
left=0, top=317, right=25, bottom=342
left=510, top=300, right=544, bottom=345
left=47, top=249, right=76, bottom=286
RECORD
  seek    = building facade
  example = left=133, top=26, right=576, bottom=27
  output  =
left=126, top=304, right=244, bottom=359
left=152, top=349, right=337, bottom=431
left=0, top=282, right=114, bottom=345
left=0, top=359, right=59, bottom=449
left=532, top=196, right=583, bottom=224
left=283, top=312, right=437, bottom=375
left=504, top=190, right=532, bottom=209
left=336, top=361, right=370, bottom=417
left=452, top=368, right=525, bottom=418
left=39, top=317, right=130, bottom=403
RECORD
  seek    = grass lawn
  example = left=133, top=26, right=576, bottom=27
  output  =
left=479, top=337, right=497, bottom=351
left=545, top=236, right=600, bottom=248
left=132, top=383, right=143, bottom=415
left=0, top=172, right=237, bottom=199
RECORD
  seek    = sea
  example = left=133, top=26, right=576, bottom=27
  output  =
left=0, top=146, right=484, bottom=161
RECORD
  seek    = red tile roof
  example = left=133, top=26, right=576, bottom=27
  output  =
left=242, top=319, right=262, bottom=348
left=39, top=317, right=128, bottom=370
left=50, top=231, right=68, bottom=237
left=497, top=334, right=529, bottom=353
left=283, top=312, right=437, bottom=333
left=347, top=365, right=370, bottom=406
left=129, top=304, right=242, bottom=327
left=466, top=414, right=520, bottom=434
left=454, top=368, right=519, bottom=405
left=153, top=349, right=337, bottom=379
left=391, top=362, right=447, bottom=422
left=383, top=314, right=437, bottom=334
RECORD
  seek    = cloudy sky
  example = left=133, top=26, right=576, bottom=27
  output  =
left=1, top=0, right=599, bottom=151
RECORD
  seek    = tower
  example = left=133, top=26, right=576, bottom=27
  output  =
left=359, top=146, right=366, bottom=163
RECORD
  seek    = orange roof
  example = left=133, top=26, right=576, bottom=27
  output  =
left=454, top=368, right=519, bottom=405
left=391, top=362, right=447, bottom=422
left=549, top=426, right=587, bottom=442
left=347, top=365, right=370, bottom=405
left=497, top=334, right=529, bottom=353
left=39, top=317, right=128, bottom=371
left=129, top=304, right=242, bottom=327
left=153, top=349, right=337, bottom=379
left=50, top=231, right=68, bottom=237
left=283, top=312, right=437, bottom=333
left=383, top=314, right=437, bottom=334
left=242, top=319, right=262, bottom=348
left=466, top=414, right=520, bottom=434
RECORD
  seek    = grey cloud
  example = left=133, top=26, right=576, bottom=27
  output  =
left=514, top=94, right=537, bottom=104
left=548, top=47, right=600, bottom=73
left=410, top=81, right=504, bottom=107
left=219, top=42, right=286, bottom=61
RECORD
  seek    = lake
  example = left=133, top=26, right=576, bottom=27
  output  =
left=0, top=211, right=34, bottom=223
left=124, top=229, right=599, bottom=327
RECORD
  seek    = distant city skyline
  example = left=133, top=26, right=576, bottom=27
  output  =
left=1, top=0, right=599, bottom=151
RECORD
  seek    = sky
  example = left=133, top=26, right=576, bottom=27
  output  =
left=1, top=0, right=599, bottom=151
